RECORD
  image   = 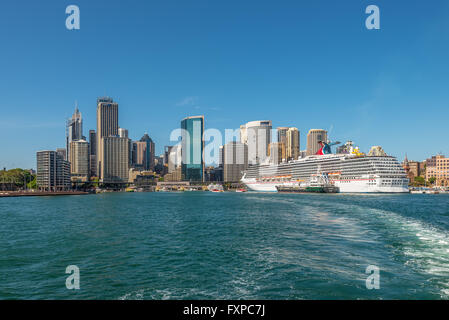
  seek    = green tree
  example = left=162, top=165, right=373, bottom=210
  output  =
left=27, top=176, right=37, bottom=189
left=414, top=176, right=425, bottom=186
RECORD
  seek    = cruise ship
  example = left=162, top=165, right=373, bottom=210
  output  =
left=241, top=144, right=409, bottom=193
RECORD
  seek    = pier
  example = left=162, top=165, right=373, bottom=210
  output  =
left=0, top=191, right=90, bottom=198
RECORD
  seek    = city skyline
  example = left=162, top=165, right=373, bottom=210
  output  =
left=1, top=1, right=449, bottom=169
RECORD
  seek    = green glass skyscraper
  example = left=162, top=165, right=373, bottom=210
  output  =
left=181, top=116, right=205, bottom=182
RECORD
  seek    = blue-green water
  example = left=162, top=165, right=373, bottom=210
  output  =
left=1, top=192, right=449, bottom=300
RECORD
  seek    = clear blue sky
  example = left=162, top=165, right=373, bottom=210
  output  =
left=1, top=0, right=448, bottom=169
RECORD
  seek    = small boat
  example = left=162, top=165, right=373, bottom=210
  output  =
left=236, top=188, right=247, bottom=193
left=207, top=184, right=224, bottom=192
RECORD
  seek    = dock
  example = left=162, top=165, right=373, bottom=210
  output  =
left=0, top=191, right=90, bottom=198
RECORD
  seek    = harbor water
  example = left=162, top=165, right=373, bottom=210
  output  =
left=1, top=192, right=449, bottom=299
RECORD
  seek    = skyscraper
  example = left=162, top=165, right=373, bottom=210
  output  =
left=140, top=133, right=155, bottom=171
left=286, top=127, right=300, bottom=161
left=181, top=116, right=205, bottom=182
left=88, top=130, right=97, bottom=177
left=96, top=97, right=118, bottom=179
left=133, top=141, right=147, bottom=169
left=223, top=142, right=248, bottom=182
left=277, top=127, right=288, bottom=147
left=66, top=104, right=83, bottom=159
left=240, top=120, right=272, bottom=165
left=100, top=136, right=129, bottom=183
left=306, top=129, right=327, bottom=156
left=268, top=142, right=285, bottom=164
left=119, top=128, right=133, bottom=166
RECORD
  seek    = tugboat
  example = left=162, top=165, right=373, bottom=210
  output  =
left=276, top=173, right=339, bottom=193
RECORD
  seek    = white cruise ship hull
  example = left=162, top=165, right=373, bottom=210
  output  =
left=241, top=154, right=410, bottom=194
left=244, top=180, right=408, bottom=193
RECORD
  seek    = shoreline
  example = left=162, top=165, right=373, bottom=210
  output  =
left=0, top=191, right=90, bottom=198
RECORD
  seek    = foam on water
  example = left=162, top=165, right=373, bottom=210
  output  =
left=331, top=200, right=449, bottom=298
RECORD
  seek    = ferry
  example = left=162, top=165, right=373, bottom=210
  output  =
left=241, top=142, right=409, bottom=193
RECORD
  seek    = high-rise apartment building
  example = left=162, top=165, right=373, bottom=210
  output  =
left=181, top=116, right=205, bottom=182
left=36, top=150, right=71, bottom=191
left=223, top=142, right=248, bottom=182
left=96, top=97, right=119, bottom=179
left=240, top=120, right=272, bottom=165
left=70, top=139, right=89, bottom=181
left=306, top=129, right=327, bottom=156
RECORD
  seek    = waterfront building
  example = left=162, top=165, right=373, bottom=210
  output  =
left=128, top=168, right=156, bottom=185
left=100, top=136, right=129, bottom=184
left=96, top=97, right=119, bottom=180
left=181, top=116, right=205, bottom=182
left=402, top=156, right=424, bottom=184
left=69, top=140, right=89, bottom=181
left=268, top=142, right=285, bottom=164
left=154, top=155, right=165, bottom=175
left=36, top=150, right=71, bottom=191
left=205, top=166, right=223, bottom=182
left=306, top=129, right=327, bottom=156
left=223, top=141, right=248, bottom=182
left=88, top=130, right=97, bottom=177
left=425, top=155, right=449, bottom=186
left=164, top=166, right=182, bottom=182
left=286, top=127, right=300, bottom=161
left=240, top=120, right=272, bottom=165
left=66, top=105, right=83, bottom=159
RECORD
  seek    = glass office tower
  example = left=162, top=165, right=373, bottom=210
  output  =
left=181, top=116, right=205, bottom=182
